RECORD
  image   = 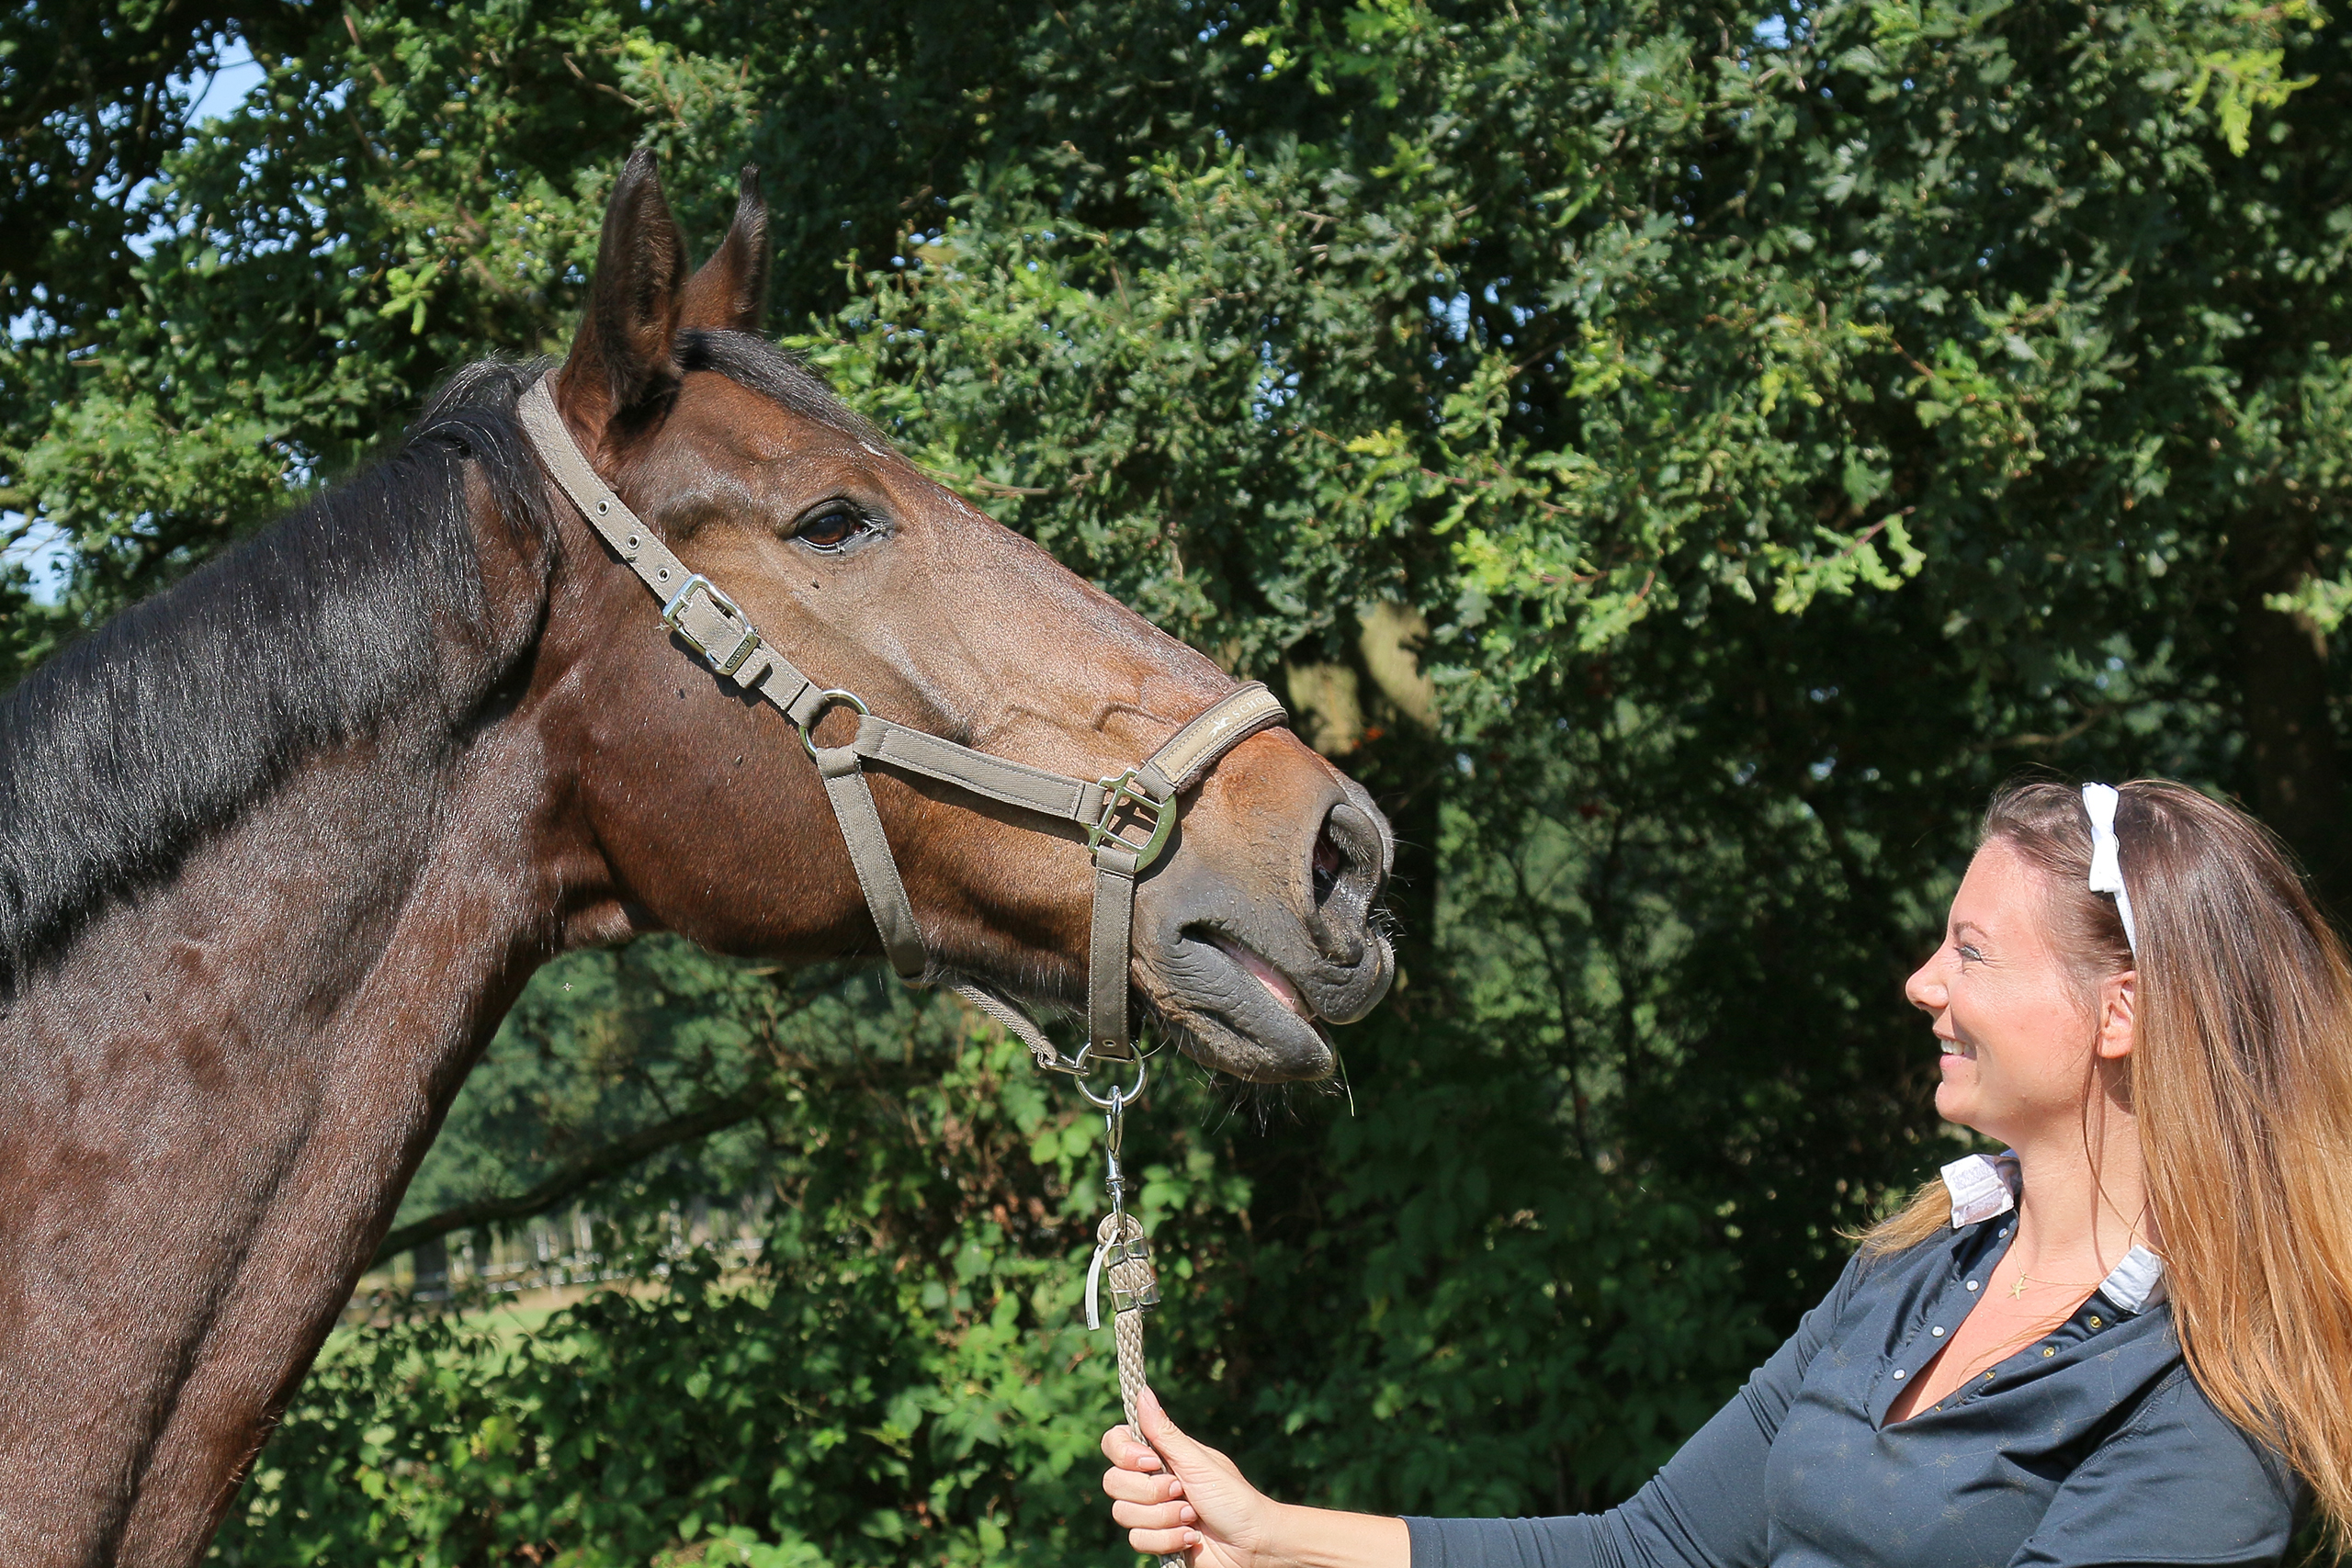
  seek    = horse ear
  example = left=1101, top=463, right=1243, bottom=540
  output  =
left=680, top=166, right=770, bottom=334
left=558, top=150, right=689, bottom=435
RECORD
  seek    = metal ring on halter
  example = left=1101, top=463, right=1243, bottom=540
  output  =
left=1072, top=1050, right=1148, bottom=1111
left=795, top=688, right=870, bottom=759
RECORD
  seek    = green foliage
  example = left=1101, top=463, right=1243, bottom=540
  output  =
left=393, top=942, right=858, bottom=1228
left=9, top=0, right=2352, bottom=1562
left=219, top=996, right=1765, bottom=1563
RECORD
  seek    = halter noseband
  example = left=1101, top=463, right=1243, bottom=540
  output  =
left=517, top=375, right=1289, bottom=1074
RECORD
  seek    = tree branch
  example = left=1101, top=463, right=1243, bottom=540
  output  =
left=369, top=1085, right=776, bottom=1267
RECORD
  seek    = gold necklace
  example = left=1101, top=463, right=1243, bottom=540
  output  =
left=2007, top=1269, right=2100, bottom=1300
left=1910, top=1275, right=2103, bottom=1405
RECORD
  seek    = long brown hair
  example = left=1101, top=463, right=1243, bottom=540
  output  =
left=1866, top=779, right=2352, bottom=1535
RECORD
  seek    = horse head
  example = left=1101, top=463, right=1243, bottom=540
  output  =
left=528, top=152, right=1394, bottom=1081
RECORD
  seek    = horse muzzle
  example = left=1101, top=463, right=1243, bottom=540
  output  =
left=1135, top=771, right=1396, bottom=1083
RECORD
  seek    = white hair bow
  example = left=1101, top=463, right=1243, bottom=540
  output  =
left=2082, top=783, right=2139, bottom=956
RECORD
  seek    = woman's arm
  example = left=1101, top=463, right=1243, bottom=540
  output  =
left=1102, top=1388, right=1410, bottom=1567
left=1100, top=1365, right=1787, bottom=1568
left=1103, top=1249, right=1872, bottom=1567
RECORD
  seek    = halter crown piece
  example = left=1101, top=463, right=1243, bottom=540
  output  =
left=516, top=376, right=1290, bottom=1075
left=2081, top=783, right=2139, bottom=956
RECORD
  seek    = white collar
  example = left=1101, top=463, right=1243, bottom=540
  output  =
left=1939, top=1152, right=2168, bottom=1314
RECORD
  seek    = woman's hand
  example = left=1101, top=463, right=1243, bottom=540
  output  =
left=1100, top=1387, right=1280, bottom=1566
left=1100, top=1388, right=1410, bottom=1568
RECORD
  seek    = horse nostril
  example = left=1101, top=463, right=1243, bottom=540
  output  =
left=1309, top=801, right=1384, bottom=919
left=1291, top=798, right=1396, bottom=1011
left=1313, top=821, right=1345, bottom=906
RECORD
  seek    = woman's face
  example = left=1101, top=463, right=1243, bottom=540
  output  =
left=1905, top=839, right=2106, bottom=1145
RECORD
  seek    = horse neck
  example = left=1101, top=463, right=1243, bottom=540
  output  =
left=0, top=637, right=565, bottom=1568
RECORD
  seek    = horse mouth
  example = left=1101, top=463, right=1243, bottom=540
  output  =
left=1139, top=928, right=1335, bottom=1082
left=1220, top=935, right=1315, bottom=1019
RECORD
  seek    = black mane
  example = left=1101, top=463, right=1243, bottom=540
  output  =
left=0, top=360, right=560, bottom=994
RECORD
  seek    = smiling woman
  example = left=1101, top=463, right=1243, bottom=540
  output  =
left=1097, top=777, right=2352, bottom=1568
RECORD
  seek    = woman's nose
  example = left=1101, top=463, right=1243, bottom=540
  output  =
left=1905, top=953, right=1946, bottom=1013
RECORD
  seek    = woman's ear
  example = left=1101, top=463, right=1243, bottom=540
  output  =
left=680, top=166, right=769, bottom=334
left=555, top=149, right=690, bottom=450
left=2097, top=970, right=2137, bottom=1060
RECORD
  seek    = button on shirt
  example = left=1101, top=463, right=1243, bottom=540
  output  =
left=1407, top=1156, right=2299, bottom=1568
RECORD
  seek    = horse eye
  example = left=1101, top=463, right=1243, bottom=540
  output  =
left=797, top=508, right=867, bottom=550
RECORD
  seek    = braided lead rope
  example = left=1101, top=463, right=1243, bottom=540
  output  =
left=1098, top=1213, right=1185, bottom=1568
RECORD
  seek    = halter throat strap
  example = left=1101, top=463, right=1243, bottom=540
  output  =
left=516, top=374, right=1288, bottom=1072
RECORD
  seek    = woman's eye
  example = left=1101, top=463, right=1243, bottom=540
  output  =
left=1957, top=943, right=1984, bottom=964
left=797, top=509, right=868, bottom=550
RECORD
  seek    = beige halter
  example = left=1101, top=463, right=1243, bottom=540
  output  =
left=517, top=375, right=1289, bottom=1073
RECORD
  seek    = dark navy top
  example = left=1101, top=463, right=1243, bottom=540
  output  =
left=1407, top=1158, right=2299, bottom=1568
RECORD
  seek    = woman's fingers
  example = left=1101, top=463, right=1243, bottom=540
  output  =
left=1101, top=1422, right=1163, bottom=1472
left=1112, top=1497, right=1199, bottom=1530
left=1103, top=1466, right=1186, bottom=1506
left=1129, top=1525, right=1203, bottom=1556
left=1101, top=1393, right=1276, bottom=1563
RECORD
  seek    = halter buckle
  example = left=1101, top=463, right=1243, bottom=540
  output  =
left=662, top=574, right=762, bottom=677
left=1088, top=770, right=1174, bottom=874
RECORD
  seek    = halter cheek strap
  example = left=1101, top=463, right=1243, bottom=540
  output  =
left=517, top=375, right=1288, bottom=1071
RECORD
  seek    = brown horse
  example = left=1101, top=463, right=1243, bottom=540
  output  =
left=0, top=153, right=1393, bottom=1567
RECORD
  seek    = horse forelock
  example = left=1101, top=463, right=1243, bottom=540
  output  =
left=0, top=359, right=561, bottom=996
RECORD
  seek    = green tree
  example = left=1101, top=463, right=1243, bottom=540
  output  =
left=7, top=0, right=2351, bottom=1561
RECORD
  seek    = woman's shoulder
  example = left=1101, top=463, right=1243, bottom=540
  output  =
left=1776, top=1221, right=1966, bottom=1357
left=2122, top=1356, right=2290, bottom=1471
left=2013, top=1357, right=2302, bottom=1568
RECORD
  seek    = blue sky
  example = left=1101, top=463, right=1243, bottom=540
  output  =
left=5, top=39, right=269, bottom=606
